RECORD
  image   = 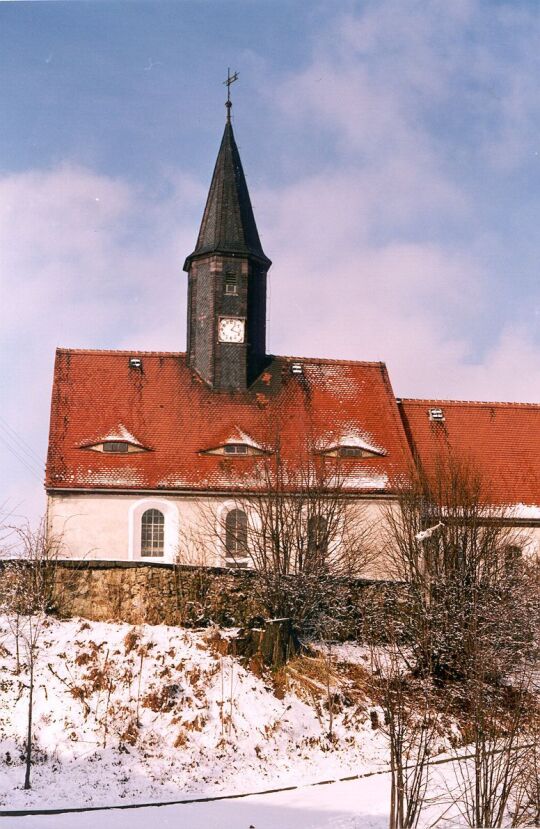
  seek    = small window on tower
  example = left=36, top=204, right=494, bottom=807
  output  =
left=224, top=272, right=238, bottom=295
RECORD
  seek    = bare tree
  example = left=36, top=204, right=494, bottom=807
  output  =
left=448, top=663, right=535, bottom=828
left=1, top=519, right=63, bottom=789
left=379, top=451, right=540, bottom=826
left=362, top=606, right=440, bottom=829
left=511, top=708, right=540, bottom=826
left=382, top=451, right=532, bottom=682
left=202, top=433, right=376, bottom=636
left=509, top=557, right=540, bottom=826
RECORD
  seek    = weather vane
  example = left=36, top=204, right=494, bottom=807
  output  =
left=223, top=68, right=239, bottom=121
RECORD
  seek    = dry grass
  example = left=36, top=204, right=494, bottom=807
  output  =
left=123, top=629, right=139, bottom=654
left=173, top=729, right=188, bottom=748
left=141, top=685, right=180, bottom=713
left=204, top=629, right=231, bottom=657
left=74, top=651, right=91, bottom=666
left=119, top=719, right=139, bottom=746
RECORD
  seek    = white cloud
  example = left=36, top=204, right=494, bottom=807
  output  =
left=0, top=165, right=201, bottom=521
left=2, top=0, right=540, bottom=523
left=254, top=1, right=540, bottom=403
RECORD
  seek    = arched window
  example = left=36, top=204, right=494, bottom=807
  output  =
left=307, top=515, right=328, bottom=567
left=504, top=545, right=522, bottom=576
left=141, top=509, right=165, bottom=557
left=225, top=509, right=248, bottom=567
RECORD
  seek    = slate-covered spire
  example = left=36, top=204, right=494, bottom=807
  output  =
left=184, top=91, right=271, bottom=392
left=183, top=116, right=271, bottom=270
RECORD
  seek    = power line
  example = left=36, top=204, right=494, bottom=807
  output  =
left=0, top=429, right=43, bottom=476
left=0, top=432, right=43, bottom=481
left=0, top=414, right=44, bottom=467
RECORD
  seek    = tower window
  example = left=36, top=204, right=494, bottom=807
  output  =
left=141, top=509, right=165, bottom=557
left=224, top=272, right=238, bottom=295
left=225, top=509, right=248, bottom=566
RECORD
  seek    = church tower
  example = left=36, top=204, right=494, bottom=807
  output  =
left=183, top=88, right=271, bottom=392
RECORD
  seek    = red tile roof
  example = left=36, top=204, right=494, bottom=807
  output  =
left=46, top=349, right=413, bottom=494
left=399, top=399, right=540, bottom=507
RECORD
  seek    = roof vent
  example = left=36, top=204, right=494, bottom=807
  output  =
left=428, top=407, right=445, bottom=422
left=129, top=357, right=142, bottom=370
left=291, top=362, right=303, bottom=375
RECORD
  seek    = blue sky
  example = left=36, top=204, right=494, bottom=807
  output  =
left=1, top=0, right=540, bottom=522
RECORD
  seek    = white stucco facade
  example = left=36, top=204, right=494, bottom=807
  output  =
left=47, top=492, right=218, bottom=565
left=46, top=490, right=540, bottom=578
left=46, top=491, right=393, bottom=576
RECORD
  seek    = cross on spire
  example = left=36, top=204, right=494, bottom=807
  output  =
left=223, top=68, right=239, bottom=121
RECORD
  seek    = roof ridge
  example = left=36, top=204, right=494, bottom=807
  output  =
left=55, top=348, right=386, bottom=368
left=276, top=354, right=387, bottom=368
left=56, top=348, right=187, bottom=357
left=399, top=398, right=540, bottom=409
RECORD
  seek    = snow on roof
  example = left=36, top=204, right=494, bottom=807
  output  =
left=509, top=503, right=540, bottom=520
left=315, top=428, right=386, bottom=456
left=400, top=399, right=540, bottom=507
left=216, top=427, right=266, bottom=451
left=341, top=472, right=389, bottom=490
left=79, top=423, right=144, bottom=447
left=46, top=350, right=411, bottom=494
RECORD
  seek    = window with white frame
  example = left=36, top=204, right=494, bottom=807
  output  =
left=141, top=508, right=165, bottom=557
left=307, top=515, right=329, bottom=565
left=225, top=508, right=248, bottom=567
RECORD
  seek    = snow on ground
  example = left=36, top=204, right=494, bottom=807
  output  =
left=0, top=616, right=389, bottom=810
left=2, top=775, right=391, bottom=829
left=1, top=763, right=479, bottom=829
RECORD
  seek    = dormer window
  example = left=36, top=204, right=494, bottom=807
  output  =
left=201, top=428, right=266, bottom=457
left=202, top=442, right=265, bottom=456
left=321, top=445, right=384, bottom=459
left=103, top=441, right=129, bottom=454
left=84, top=440, right=147, bottom=454
left=318, top=434, right=386, bottom=459
left=224, top=443, right=248, bottom=455
left=338, top=446, right=368, bottom=458
left=80, top=424, right=148, bottom=455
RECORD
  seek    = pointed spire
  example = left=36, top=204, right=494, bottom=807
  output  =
left=184, top=115, right=271, bottom=271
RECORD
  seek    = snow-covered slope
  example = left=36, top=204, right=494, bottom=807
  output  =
left=0, top=617, right=388, bottom=809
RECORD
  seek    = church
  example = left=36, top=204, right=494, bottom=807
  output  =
left=45, top=96, right=540, bottom=568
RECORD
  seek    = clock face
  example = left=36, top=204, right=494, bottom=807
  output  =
left=218, top=317, right=245, bottom=344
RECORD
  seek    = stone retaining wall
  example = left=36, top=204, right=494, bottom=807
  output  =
left=54, top=561, right=264, bottom=627
left=0, top=560, right=400, bottom=636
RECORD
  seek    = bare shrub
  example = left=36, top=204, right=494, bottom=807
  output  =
left=200, top=432, right=376, bottom=635
left=449, top=669, right=536, bottom=828
left=0, top=519, right=65, bottom=789
left=362, top=607, right=441, bottom=829
left=383, top=452, right=534, bottom=682
left=123, top=628, right=140, bottom=654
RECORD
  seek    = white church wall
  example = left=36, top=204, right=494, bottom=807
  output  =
left=46, top=492, right=540, bottom=577
left=526, top=524, right=540, bottom=557
left=46, top=491, right=391, bottom=574
left=47, top=493, right=223, bottom=566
